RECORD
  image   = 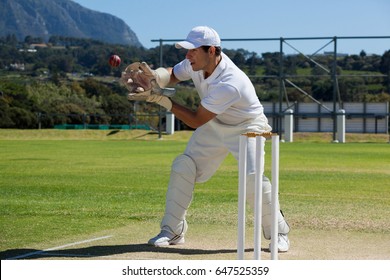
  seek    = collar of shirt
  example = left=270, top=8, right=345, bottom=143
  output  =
left=204, top=53, right=226, bottom=84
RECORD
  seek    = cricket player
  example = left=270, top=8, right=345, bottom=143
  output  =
left=122, top=26, right=290, bottom=252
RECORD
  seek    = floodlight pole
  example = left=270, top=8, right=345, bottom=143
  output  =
left=158, top=39, right=163, bottom=139
left=332, top=37, right=338, bottom=142
left=278, top=38, right=284, bottom=138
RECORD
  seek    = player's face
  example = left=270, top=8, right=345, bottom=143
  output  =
left=185, top=47, right=211, bottom=72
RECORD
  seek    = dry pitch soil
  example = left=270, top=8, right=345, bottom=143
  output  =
left=4, top=221, right=389, bottom=260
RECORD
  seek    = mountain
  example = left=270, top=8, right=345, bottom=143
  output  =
left=0, top=0, right=142, bottom=46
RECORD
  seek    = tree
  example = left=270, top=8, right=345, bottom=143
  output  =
left=0, top=98, right=14, bottom=127
left=246, top=52, right=261, bottom=75
left=232, top=52, right=246, bottom=67
left=102, top=94, right=131, bottom=124
left=262, top=52, right=280, bottom=76
left=379, top=50, right=390, bottom=75
left=48, top=56, right=74, bottom=73
left=11, top=107, right=38, bottom=128
left=379, top=50, right=390, bottom=93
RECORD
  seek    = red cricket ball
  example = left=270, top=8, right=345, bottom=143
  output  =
left=109, top=54, right=121, bottom=67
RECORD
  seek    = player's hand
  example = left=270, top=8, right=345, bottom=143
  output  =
left=144, top=95, right=173, bottom=111
left=121, top=62, right=154, bottom=100
left=121, top=62, right=175, bottom=110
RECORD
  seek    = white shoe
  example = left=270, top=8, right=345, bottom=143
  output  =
left=148, top=230, right=185, bottom=247
left=269, top=234, right=290, bottom=252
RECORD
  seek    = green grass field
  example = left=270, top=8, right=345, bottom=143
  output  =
left=0, top=130, right=389, bottom=260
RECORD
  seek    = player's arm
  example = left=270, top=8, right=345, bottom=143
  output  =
left=171, top=103, right=216, bottom=129
left=147, top=71, right=216, bottom=128
left=166, top=67, right=180, bottom=86
left=122, top=62, right=216, bottom=127
left=167, top=69, right=216, bottom=128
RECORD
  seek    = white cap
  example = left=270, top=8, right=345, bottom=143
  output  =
left=175, top=26, right=221, bottom=49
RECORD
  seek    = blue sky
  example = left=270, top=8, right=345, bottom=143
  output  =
left=71, top=0, right=390, bottom=55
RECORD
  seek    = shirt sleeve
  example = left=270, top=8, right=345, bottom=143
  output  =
left=173, top=59, right=192, bottom=81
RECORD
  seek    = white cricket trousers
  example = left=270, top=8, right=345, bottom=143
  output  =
left=160, top=115, right=289, bottom=238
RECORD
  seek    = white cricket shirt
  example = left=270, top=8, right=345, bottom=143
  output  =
left=173, top=52, right=264, bottom=125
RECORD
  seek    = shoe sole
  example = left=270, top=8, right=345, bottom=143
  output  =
left=148, top=237, right=185, bottom=247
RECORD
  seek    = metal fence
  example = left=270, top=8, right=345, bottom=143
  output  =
left=263, top=102, right=389, bottom=134
left=152, top=35, right=390, bottom=138
left=40, top=101, right=389, bottom=135
left=38, top=112, right=161, bottom=131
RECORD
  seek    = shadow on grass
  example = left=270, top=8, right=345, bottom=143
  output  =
left=105, top=130, right=157, bottom=139
left=1, top=244, right=269, bottom=260
left=106, top=129, right=121, bottom=136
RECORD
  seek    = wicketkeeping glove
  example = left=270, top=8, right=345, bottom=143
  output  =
left=121, top=62, right=175, bottom=110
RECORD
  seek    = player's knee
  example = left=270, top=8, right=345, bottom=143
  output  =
left=171, top=154, right=196, bottom=181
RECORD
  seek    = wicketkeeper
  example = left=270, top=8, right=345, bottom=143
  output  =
left=121, top=26, right=290, bottom=252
